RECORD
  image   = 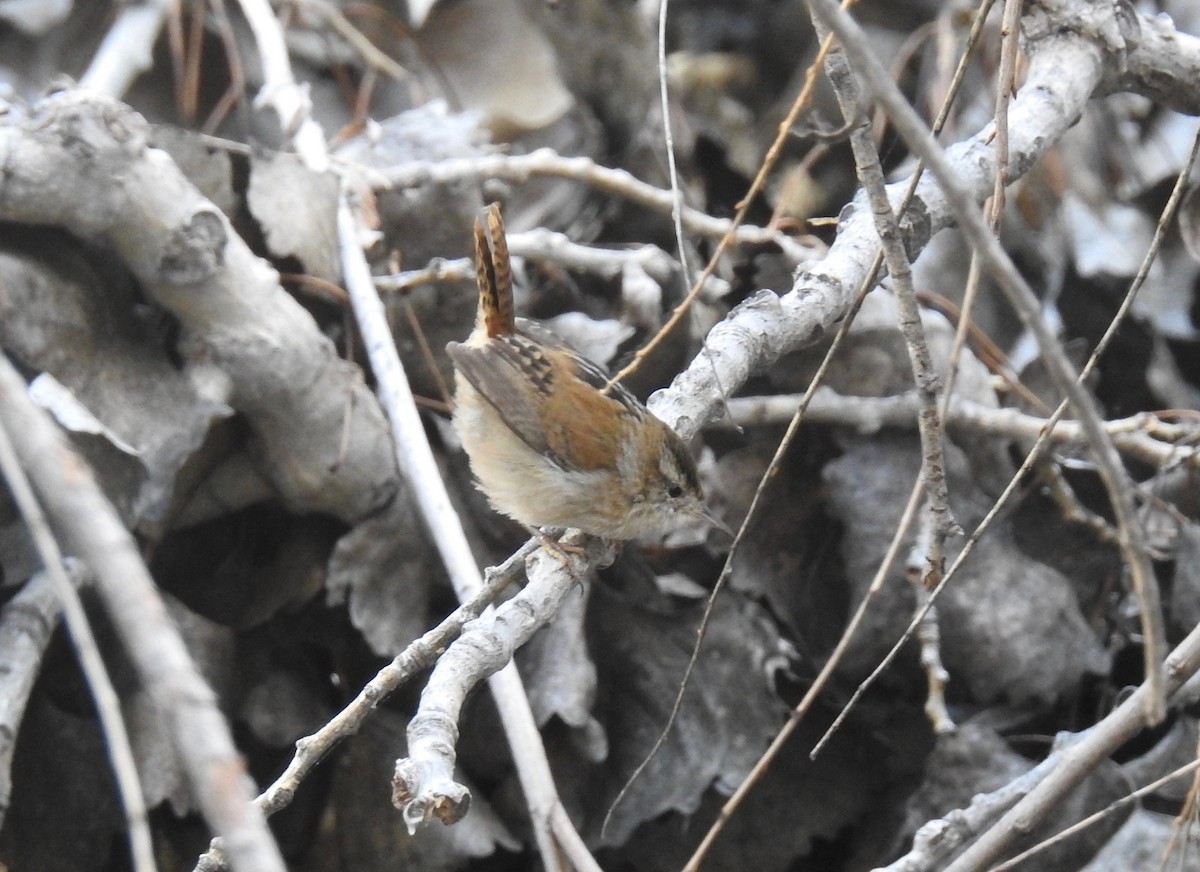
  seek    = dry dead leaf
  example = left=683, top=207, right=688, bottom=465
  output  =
left=587, top=579, right=789, bottom=846
left=248, top=150, right=341, bottom=283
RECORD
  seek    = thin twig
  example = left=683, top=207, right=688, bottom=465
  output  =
left=201, top=0, right=250, bottom=136
left=0, top=564, right=90, bottom=826
left=952, top=0, right=1110, bottom=546
left=682, top=475, right=928, bottom=872
left=0, top=418, right=157, bottom=872
left=377, top=149, right=814, bottom=260
left=223, top=2, right=585, bottom=869
left=195, top=542, right=536, bottom=869
left=294, top=0, right=413, bottom=82
left=79, top=0, right=175, bottom=97
left=942, top=618, right=1200, bottom=872
left=808, top=0, right=1167, bottom=724
left=373, top=230, right=720, bottom=305
left=720, top=390, right=1199, bottom=471
left=814, top=7, right=960, bottom=728
left=830, top=112, right=1200, bottom=872
left=679, top=5, right=1002, bottom=865
left=0, top=353, right=287, bottom=872
left=942, top=0, right=1017, bottom=409
left=270, top=543, right=529, bottom=814
left=990, top=758, right=1200, bottom=872
left=604, top=8, right=860, bottom=837
left=1162, top=727, right=1200, bottom=870
left=656, top=0, right=693, bottom=294
left=610, top=1, right=851, bottom=387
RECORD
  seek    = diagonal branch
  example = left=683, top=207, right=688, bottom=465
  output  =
left=806, top=0, right=1166, bottom=722
left=0, top=354, right=286, bottom=872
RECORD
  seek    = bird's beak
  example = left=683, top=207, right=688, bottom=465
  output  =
left=696, top=504, right=733, bottom=537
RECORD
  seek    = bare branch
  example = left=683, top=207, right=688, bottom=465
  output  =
left=720, top=390, right=1199, bottom=471
left=0, top=91, right=397, bottom=524
left=377, top=148, right=816, bottom=261
left=809, top=0, right=1166, bottom=722
left=79, top=0, right=174, bottom=97
left=941, top=618, right=1200, bottom=872
left=814, top=8, right=959, bottom=733
left=0, top=415, right=155, bottom=872
left=228, top=3, right=590, bottom=869
left=0, top=566, right=80, bottom=822
left=0, top=353, right=286, bottom=872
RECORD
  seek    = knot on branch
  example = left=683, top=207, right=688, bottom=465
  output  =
left=897, top=195, right=932, bottom=259
left=5, top=91, right=151, bottom=230
left=159, top=206, right=227, bottom=285
left=28, top=89, right=148, bottom=180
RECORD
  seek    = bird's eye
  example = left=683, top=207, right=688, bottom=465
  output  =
left=667, top=484, right=684, bottom=499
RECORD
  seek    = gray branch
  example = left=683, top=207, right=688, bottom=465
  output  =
left=0, top=354, right=286, bottom=872
left=0, top=90, right=398, bottom=524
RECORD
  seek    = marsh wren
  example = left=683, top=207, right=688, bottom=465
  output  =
left=447, top=204, right=723, bottom=540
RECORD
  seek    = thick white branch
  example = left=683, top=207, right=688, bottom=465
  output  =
left=0, top=92, right=396, bottom=523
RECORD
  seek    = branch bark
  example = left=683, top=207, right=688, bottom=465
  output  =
left=0, top=91, right=398, bottom=525
left=0, top=354, right=286, bottom=872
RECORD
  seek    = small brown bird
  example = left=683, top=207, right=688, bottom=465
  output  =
left=447, top=204, right=723, bottom=540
